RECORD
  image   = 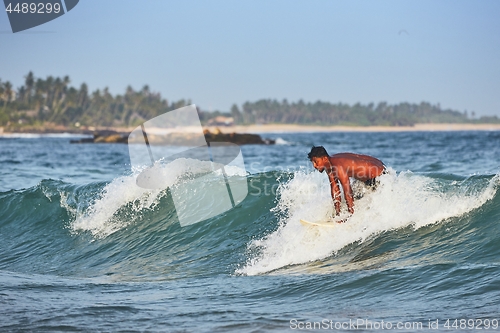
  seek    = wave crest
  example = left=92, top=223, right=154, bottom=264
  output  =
left=237, top=171, right=499, bottom=275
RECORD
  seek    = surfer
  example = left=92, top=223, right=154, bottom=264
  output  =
left=308, top=146, right=386, bottom=219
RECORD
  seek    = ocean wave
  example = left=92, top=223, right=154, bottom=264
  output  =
left=1, top=169, right=499, bottom=281
left=70, top=157, right=247, bottom=238
left=237, top=170, right=500, bottom=275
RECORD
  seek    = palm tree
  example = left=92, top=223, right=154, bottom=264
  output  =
left=141, top=85, right=150, bottom=96
left=4, top=81, right=13, bottom=103
left=78, top=83, right=88, bottom=109
left=34, top=78, right=46, bottom=114
left=2, top=81, right=13, bottom=113
left=56, top=75, right=71, bottom=118
left=0, top=80, right=4, bottom=107
left=24, top=71, right=35, bottom=105
left=17, top=86, right=26, bottom=105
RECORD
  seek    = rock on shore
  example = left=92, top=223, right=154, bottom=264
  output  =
left=70, top=128, right=275, bottom=145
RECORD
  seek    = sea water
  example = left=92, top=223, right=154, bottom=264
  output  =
left=1, top=131, right=499, bottom=332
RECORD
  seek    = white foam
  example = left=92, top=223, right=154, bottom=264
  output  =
left=70, top=158, right=246, bottom=238
left=70, top=173, right=164, bottom=238
left=274, top=137, right=290, bottom=145
left=237, top=170, right=499, bottom=276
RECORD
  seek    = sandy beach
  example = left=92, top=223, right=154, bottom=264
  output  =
left=2, top=123, right=500, bottom=136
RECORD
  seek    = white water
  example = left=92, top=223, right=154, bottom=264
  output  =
left=238, top=170, right=499, bottom=275
left=274, top=137, right=290, bottom=145
left=70, top=158, right=246, bottom=238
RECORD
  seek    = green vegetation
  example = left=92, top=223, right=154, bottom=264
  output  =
left=0, top=72, right=498, bottom=131
left=0, top=72, right=190, bottom=131
left=231, top=99, right=499, bottom=126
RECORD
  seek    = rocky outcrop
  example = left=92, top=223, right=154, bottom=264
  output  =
left=70, top=128, right=275, bottom=145
left=203, top=128, right=274, bottom=145
left=70, top=130, right=128, bottom=144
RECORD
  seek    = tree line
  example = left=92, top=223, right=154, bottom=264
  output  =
left=0, top=72, right=190, bottom=129
left=0, top=72, right=498, bottom=129
left=230, top=99, right=497, bottom=126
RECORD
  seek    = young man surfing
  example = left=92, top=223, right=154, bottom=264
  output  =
left=308, top=146, right=386, bottom=221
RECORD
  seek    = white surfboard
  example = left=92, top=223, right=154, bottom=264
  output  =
left=300, top=218, right=344, bottom=228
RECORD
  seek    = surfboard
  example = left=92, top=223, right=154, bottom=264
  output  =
left=300, top=219, right=343, bottom=228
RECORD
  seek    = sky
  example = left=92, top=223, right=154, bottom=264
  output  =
left=1, top=0, right=499, bottom=116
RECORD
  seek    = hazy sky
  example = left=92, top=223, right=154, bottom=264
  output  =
left=1, top=0, right=499, bottom=116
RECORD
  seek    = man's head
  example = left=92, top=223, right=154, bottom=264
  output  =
left=308, top=146, right=329, bottom=173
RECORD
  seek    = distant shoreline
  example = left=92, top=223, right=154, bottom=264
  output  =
left=2, top=123, right=500, bottom=136
left=205, top=123, right=500, bottom=134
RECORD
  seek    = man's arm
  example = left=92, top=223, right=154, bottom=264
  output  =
left=328, top=172, right=341, bottom=216
left=337, top=168, right=354, bottom=214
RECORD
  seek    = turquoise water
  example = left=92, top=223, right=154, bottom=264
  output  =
left=1, top=131, right=500, bottom=332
